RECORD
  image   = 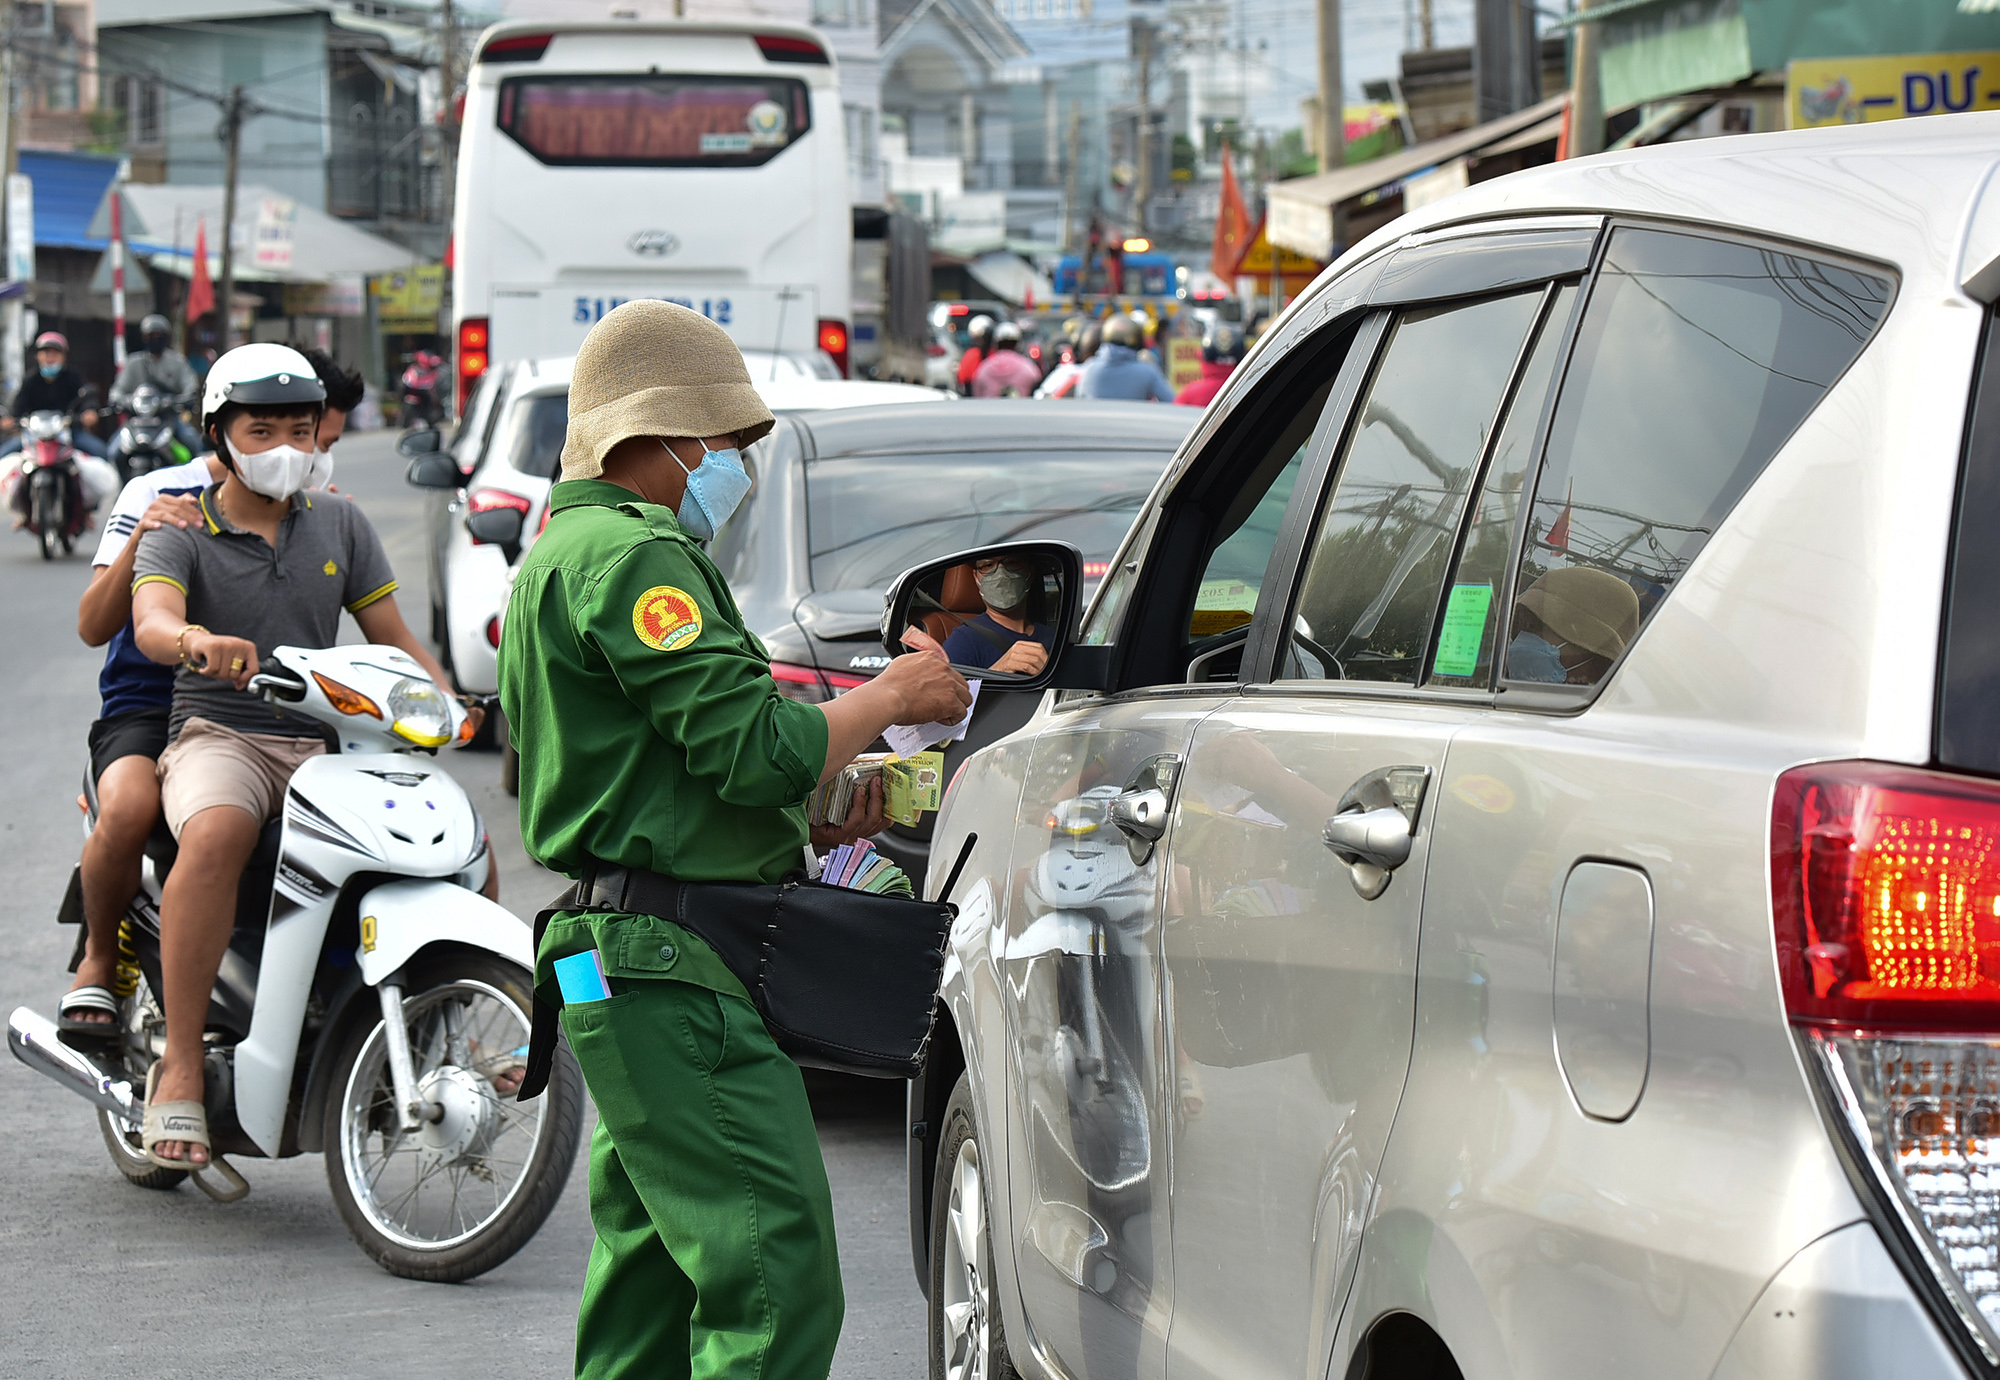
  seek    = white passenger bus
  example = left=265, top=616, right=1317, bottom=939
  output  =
left=452, top=20, right=853, bottom=405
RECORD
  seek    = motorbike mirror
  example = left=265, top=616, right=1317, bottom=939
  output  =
left=405, top=452, right=462, bottom=490
left=464, top=506, right=525, bottom=561
left=880, top=540, right=1083, bottom=692
left=397, top=429, right=444, bottom=459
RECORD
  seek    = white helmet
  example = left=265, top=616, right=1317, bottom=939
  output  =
left=202, top=342, right=325, bottom=430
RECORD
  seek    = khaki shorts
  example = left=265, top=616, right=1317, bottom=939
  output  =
left=157, top=717, right=326, bottom=837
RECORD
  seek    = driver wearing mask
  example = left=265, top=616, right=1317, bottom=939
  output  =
left=1505, top=566, right=1642, bottom=686
left=941, top=556, right=1056, bottom=675
left=112, top=314, right=203, bottom=454
left=126, top=343, right=467, bottom=1172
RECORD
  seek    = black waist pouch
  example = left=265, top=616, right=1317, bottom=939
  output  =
left=518, top=860, right=956, bottom=1099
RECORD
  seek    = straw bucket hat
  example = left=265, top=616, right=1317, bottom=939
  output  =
left=559, top=300, right=776, bottom=482
left=1516, top=566, right=1641, bottom=660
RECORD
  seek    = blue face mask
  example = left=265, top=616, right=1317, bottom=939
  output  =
left=38, top=363, right=60, bottom=380
left=1507, top=630, right=1569, bottom=683
left=662, top=439, right=750, bottom=542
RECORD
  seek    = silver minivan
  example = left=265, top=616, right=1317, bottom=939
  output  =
left=888, top=112, right=2000, bottom=1380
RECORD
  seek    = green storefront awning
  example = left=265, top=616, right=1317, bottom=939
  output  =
left=1555, top=0, right=2000, bottom=109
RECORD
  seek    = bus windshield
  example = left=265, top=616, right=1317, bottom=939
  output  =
left=498, top=74, right=811, bottom=167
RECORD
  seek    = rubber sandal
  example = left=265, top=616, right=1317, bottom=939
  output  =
left=142, top=1062, right=212, bottom=1171
left=57, top=985, right=117, bottom=1036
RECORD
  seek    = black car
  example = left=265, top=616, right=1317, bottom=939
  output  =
left=713, top=400, right=1197, bottom=882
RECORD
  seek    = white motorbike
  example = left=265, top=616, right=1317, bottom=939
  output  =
left=8, top=645, right=584, bottom=1282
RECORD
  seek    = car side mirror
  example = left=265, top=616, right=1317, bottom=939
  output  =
left=405, top=452, right=462, bottom=490
left=881, top=540, right=1083, bottom=692
left=464, top=506, right=525, bottom=562
left=397, top=429, right=444, bottom=458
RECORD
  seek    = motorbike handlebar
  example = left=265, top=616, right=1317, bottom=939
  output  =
left=247, top=669, right=308, bottom=703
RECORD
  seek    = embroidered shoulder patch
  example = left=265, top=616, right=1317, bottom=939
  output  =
left=634, top=586, right=703, bottom=652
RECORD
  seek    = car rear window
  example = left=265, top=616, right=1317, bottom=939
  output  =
left=1502, top=226, right=1891, bottom=690
left=806, top=450, right=1170, bottom=593
left=1938, top=309, right=2000, bottom=774
left=498, top=75, right=810, bottom=167
left=503, top=393, right=569, bottom=479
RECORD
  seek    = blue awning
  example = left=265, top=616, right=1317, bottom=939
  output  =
left=20, top=150, right=119, bottom=249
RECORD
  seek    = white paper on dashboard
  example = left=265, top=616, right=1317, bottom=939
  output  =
left=884, top=679, right=981, bottom=757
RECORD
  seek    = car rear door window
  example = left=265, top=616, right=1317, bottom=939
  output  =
left=1279, top=289, right=1545, bottom=684
left=504, top=394, right=570, bottom=480
left=1504, top=226, right=1891, bottom=690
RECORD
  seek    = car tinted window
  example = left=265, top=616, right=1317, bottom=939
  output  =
left=1426, top=283, right=1577, bottom=688
left=1939, top=310, right=2000, bottom=774
left=806, top=450, right=1169, bottom=593
left=498, top=75, right=810, bottom=168
left=1505, top=227, right=1891, bottom=690
left=1280, top=289, right=1545, bottom=684
left=504, top=394, right=570, bottom=480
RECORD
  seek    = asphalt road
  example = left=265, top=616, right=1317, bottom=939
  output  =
left=0, top=429, right=928, bottom=1379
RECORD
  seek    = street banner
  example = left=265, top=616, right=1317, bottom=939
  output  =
left=1210, top=143, right=1252, bottom=284
left=372, top=265, right=443, bottom=332
left=186, top=219, right=215, bottom=321
left=1232, top=219, right=1324, bottom=295
left=6, top=174, right=33, bottom=283
left=1788, top=52, right=2000, bottom=128
left=282, top=276, right=364, bottom=316
left=1167, top=337, right=1203, bottom=392
left=252, top=196, right=297, bottom=271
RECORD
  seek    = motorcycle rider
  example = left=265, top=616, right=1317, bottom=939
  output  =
left=127, top=343, right=471, bottom=1169
left=298, top=346, right=366, bottom=485
left=111, top=314, right=203, bottom=455
left=5, top=331, right=108, bottom=455
left=1078, top=315, right=1174, bottom=402
left=1174, top=322, right=1246, bottom=407
left=970, top=321, right=1043, bottom=398
left=956, top=314, right=995, bottom=395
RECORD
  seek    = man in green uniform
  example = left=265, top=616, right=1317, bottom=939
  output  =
left=499, top=300, right=971, bottom=1380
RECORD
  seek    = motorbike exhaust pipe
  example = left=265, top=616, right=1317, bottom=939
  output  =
left=7, top=1006, right=141, bottom=1120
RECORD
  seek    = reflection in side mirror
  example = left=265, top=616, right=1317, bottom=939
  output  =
left=397, top=429, right=444, bottom=458
left=405, top=452, right=463, bottom=490
left=882, top=540, right=1083, bottom=692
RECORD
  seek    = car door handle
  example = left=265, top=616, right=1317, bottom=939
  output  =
left=1109, top=753, right=1182, bottom=864
left=1322, top=807, right=1413, bottom=871
left=1322, top=765, right=1432, bottom=901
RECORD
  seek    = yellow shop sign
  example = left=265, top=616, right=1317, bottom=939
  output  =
left=1789, top=51, right=2000, bottom=128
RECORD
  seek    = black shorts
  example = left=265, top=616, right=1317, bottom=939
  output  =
left=87, top=707, right=171, bottom=782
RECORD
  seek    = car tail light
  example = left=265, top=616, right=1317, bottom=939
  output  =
left=1776, top=761, right=2000, bottom=1360
left=467, top=488, right=530, bottom=545
left=948, top=305, right=969, bottom=316
left=458, top=317, right=489, bottom=404
left=818, top=319, right=849, bottom=378
left=479, top=31, right=550, bottom=63
left=1082, top=561, right=1110, bottom=578
left=771, top=661, right=866, bottom=704
left=485, top=616, right=501, bottom=649
left=927, top=342, right=948, bottom=358
left=754, top=33, right=828, bottom=64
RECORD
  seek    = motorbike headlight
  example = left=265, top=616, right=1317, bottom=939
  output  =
left=388, top=677, right=454, bottom=748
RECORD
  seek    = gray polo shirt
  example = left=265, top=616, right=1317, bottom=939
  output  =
left=133, top=485, right=398, bottom=739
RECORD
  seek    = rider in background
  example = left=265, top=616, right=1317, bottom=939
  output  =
left=111, top=315, right=203, bottom=455
left=1036, top=322, right=1100, bottom=399
left=1175, top=323, right=1246, bottom=407
left=1077, top=315, right=1173, bottom=401
left=971, top=322, right=1043, bottom=398
left=6, top=331, right=108, bottom=455
left=956, top=314, right=994, bottom=395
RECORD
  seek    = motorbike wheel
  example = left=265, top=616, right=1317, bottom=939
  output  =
left=323, top=951, right=583, bottom=1283
left=32, top=483, right=56, bottom=560
left=98, top=1108, right=191, bottom=1191
left=930, top=1072, right=1020, bottom=1380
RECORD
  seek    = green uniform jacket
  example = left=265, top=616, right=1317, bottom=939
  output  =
left=499, top=479, right=829, bottom=894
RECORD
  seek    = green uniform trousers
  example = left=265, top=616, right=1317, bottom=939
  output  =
left=543, top=909, right=845, bottom=1380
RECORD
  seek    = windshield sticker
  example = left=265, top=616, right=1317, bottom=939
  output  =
left=1190, top=577, right=1256, bottom=638
left=699, top=132, right=753, bottom=154
left=634, top=586, right=703, bottom=652
left=746, top=100, right=788, bottom=145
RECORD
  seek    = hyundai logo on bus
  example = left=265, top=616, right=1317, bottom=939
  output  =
left=627, top=230, right=680, bottom=257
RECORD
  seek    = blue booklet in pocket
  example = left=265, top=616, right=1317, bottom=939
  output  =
left=554, top=949, right=612, bottom=1004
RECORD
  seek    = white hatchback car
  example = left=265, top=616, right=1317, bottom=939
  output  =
left=405, top=356, right=946, bottom=697
left=891, top=114, right=2000, bottom=1380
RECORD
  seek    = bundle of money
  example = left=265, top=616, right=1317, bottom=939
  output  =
left=883, top=751, right=945, bottom=826
left=806, top=753, right=890, bottom=827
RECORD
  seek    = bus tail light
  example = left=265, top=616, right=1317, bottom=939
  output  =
left=458, top=317, right=489, bottom=402
left=818, top=319, right=849, bottom=378
left=1775, top=761, right=2000, bottom=1361
left=754, top=34, right=829, bottom=64
left=479, top=32, right=551, bottom=63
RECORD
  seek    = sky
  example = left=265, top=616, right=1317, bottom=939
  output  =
left=1235, top=0, right=1480, bottom=128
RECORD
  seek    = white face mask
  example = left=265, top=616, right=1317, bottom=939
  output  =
left=232, top=443, right=314, bottom=500
left=304, top=446, right=335, bottom=491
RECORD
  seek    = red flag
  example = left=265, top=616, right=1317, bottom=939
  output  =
left=1211, top=142, right=1253, bottom=282
left=1546, top=480, right=1574, bottom=551
left=185, top=219, right=215, bottom=321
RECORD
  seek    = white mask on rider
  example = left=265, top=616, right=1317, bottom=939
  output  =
left=304, top=446, right=336, bottom=491
left=231, top=443, right=314, bottom=501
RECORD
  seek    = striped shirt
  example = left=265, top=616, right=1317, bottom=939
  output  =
left=92, top=460, right=214, bottom=719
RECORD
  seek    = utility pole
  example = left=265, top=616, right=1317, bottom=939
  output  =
left=1063, top=103, right=1082, bottom=259
left=1568, top=0, right=1604, bottom=157
left=1420, top=0, right=1434, bottom=50
left=1133, top=17, right=1151, bottom=234
left=0, top=0, right=19, bottom=397
left=439, top=0, right=459, bottom=374
left=218, top=86, right=244, bottom=349
left=1316, top=0, right=1343, bottom=174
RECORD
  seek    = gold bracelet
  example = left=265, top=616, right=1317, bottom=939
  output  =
left=176, top=623, right=209, bottom=666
